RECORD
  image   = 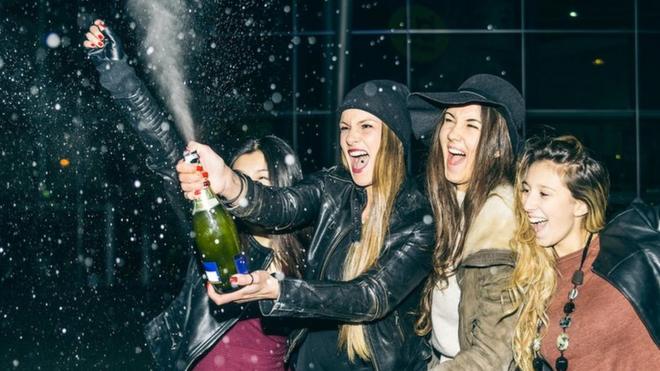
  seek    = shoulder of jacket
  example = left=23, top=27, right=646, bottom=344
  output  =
left=462, top=183, right=516, bottom=258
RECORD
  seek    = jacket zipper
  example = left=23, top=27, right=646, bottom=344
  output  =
left=363, top=326, right=381, bottom=371
left=184, top=252, right=274, bottom=371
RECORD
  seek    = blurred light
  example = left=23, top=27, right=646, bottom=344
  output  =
left=569, top=11, right=578, bottom=18
left=593, top=58, right=605, bottom=66
left=615, top=154, right=622, bottom=160
left=59, top=158, right=71, bottom=167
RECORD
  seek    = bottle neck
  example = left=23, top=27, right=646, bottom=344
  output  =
left=193, top=186, right=219, bottom=213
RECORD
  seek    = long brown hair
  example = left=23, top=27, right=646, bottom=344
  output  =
left=416, top=105, right=515, bottom=335
left=338, top=123, right=406, bottom=361
left=512, top=135, right=609, bottom=371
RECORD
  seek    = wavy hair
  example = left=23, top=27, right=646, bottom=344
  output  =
left=511, top=135, right=610, bottom=371
left=338, top=123, right=406, bottom=362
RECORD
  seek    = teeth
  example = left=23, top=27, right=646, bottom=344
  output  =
left=349, top=150, right=368, bottom=157
left=448, top=148, right=465, bottom=156
left=529, top=217, right=548, bottom=225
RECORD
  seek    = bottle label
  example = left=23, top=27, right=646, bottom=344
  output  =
left=203, top=262, right=221, bottom=283
left=234, top=254, right=249, bottom=274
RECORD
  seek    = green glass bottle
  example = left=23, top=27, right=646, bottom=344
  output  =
left=185, top=150, right=248, bottom=293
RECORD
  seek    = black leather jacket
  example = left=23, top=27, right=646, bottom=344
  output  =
left=593, top=200, right=660, bottom=346
left=228, top=167, right=435, bottom=371
left=144, top=238, right=276, bottom=370
left=89, top=50, right=282, bottom=370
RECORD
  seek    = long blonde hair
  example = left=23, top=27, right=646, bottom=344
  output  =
left=511, top=135, right=609, bottom=371
left=338, top=123, right=406, bottom=362
left=416, top=106, right=515, bottom=335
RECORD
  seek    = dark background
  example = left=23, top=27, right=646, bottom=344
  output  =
left=1, top=0, right=659, bottom=369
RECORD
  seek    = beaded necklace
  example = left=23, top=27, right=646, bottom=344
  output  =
left=532, top=233, right=594, bottom=371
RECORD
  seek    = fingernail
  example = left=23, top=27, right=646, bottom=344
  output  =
left=194, top=189, right=200, bottom=196
left=202, top=171, right=208, bottom=178
left=196, top=165, right=203, bottom=172
left=98, top=34, right=104, bottom=40
left=203, top=180, right=210, bottom=188
left=98, top=42, right=104, bottom=47
left=230, top=276, right=237, bottom=283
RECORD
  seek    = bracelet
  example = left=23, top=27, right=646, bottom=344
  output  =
left=223, top=171, right=246, bottom=206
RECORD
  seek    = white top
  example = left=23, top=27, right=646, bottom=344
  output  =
left=430, top=190, right=465, bottom=361
left=430, top=275, right=462, bottom=361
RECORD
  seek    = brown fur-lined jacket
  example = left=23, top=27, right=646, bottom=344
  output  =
left=429, top=184, right=518, bottom=371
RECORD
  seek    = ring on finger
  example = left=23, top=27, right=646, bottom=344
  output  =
left=248, top=273, right=255, bottom=285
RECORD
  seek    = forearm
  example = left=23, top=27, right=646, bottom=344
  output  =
left=95, top=59, right=184, bottom=181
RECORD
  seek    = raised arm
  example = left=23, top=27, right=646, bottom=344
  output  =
left=84, top=20, right=183, bottom=182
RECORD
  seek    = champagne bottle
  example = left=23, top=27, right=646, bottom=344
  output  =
left=184, top=150, right=248, bottom=293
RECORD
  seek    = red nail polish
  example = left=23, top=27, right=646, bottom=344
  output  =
left=202, top=171, right=208, bottom=178
left=230, top=276, right=237, bottom=283
left=196, top=165, right=203, bottom=172
left=98, top=34, right=104, bottom=40
left=194, top=189, right=200, bottom=196
left=98, top=41, right=104, bottom=47
left=203, top=180, right=210, bottom=188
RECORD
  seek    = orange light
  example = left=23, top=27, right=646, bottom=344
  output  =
left=59, top=158, right=70, bottom=167
left=593, top=58, right=605, bottom=66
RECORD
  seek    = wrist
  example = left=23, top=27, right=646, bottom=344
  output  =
left=222, top=171, right=246, bottom=206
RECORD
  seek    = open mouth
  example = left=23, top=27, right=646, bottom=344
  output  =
left=348, top=149, right=369, bottom=174
left=447, top=147, right=466, bottom=166
left=529, top=217, right=548, bottom=233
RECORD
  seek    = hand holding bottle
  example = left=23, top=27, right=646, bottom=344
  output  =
left=205, top=271, right=281, bottom=305
left=176, top=141, right=244, bottom=201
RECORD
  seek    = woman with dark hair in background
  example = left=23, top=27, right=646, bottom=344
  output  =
left=512, top=135, right=659, bottom=371
left=176, top=79, right=435, bottom=371
left=83, top=21, right=306, bottom=370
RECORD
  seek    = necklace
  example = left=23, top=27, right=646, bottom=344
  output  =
left=532, top=233, right=594, bottom=371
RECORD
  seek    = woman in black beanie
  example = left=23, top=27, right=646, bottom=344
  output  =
left=177, top=80, right=435, bottom=370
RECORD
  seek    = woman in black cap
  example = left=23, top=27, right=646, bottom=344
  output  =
left=408, top=74, right=532, bottom=370
left=177, top=80, right=435, bottom=370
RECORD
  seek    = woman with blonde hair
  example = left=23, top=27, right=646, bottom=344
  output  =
left=177, top=80, right=435, bottom=370
left=512, top=135, right=659, bottom=371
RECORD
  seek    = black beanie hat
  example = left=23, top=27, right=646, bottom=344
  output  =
left=338, top=80, right=412, bottom=155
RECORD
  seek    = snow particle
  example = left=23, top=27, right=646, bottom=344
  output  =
left=284, top=154, right=295, bottom=166
left=46, top=33, right=61, bottom=48
left=134, top=180, right=141, bottom=188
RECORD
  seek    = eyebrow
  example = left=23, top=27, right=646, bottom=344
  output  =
left=340, top=118, right=379, bottom=125
left=522, top=180, right=556, bottom=191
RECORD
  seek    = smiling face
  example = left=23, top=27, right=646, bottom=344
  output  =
left=521, top=160, right=588, bottom=255
left=438, top=104, right=483, bottom=191
left=232, top=150, right=271, bottom=186
left=339, top=109, right=383, bottom=188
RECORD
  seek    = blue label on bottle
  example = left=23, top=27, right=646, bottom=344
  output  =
left=234, top=254, right=249, bottom=274
left=203, top=261, right=221, bottom=283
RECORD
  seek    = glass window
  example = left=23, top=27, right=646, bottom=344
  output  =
left=640, top=0, right=660, bottom=31
left=348, top=34, right=408, bottom=87
left=640, top=119, right=660, bottom=204
left=639, top=35, right=660, bottom=109
left=352, top=0, right=408, bottom=30
left=297, top=114, right=336, bottom=172
left=525, top=34, right=634, bottom=109
left=298, top=1, right=337, bottom=33
left=410, top=34, right=521, bottom=91
left=525, top=0, right=633, bottom=30
left=411, top=0, right=521, bottom=30
left=298, top=36, right=338, bottom=111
